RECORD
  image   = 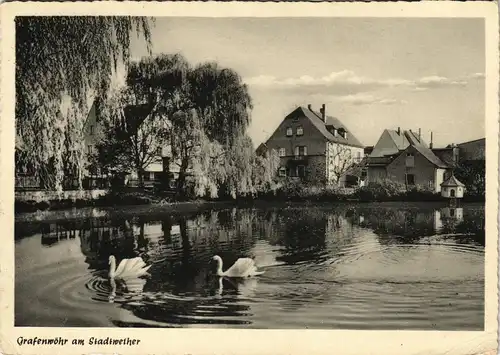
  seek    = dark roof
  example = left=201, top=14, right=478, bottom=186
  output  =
left=287, top=106, right=364, bottom=148
left=256, top=142, right=268, bottom=156
left=457, top=137, right=485, bottom=146
left=123, top=103, right=156, bottom=132
left=387, top=129, right=410, bottom=150
left=404, top=130, right=448, bottom=168
left=441, top=175, right=465, bottom=187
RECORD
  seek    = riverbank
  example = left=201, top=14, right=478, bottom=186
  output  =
left=15, top=182, right=484, bottom=218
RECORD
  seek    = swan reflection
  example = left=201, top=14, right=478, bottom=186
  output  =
left=108, top=276, right=148, bottom=303
left=216, top=276, right=259, bottom=299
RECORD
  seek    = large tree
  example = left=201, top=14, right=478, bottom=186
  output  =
left=15, top=16, right=153, bottom=191
left=116, top=54, right=253, bottom=195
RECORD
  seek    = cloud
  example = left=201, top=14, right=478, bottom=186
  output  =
left=244, top=70, right=484, bottom=95
left=334, top=93, right=408, bottom=106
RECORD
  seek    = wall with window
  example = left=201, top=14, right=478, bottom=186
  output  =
left=386, top=146, right=444, bottom=191
left=264, top=111, right=328, bottom=157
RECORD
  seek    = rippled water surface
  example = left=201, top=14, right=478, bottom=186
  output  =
left=15, top=202, right=485, bottom=329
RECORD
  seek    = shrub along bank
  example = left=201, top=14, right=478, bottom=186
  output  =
left=15, top=179, right=483, bottom=214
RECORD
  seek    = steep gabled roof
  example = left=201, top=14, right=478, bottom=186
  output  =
left=369, top=129, right=409, bottom=157
left=368, top=128, right=448, bottom=168
left=403, top=130, right=448, bottom=168
left=387, top=129, right=410, bottom=150
left=441, top=174, right=465, bottom=187
left=288, top=106, right=364, bottom=148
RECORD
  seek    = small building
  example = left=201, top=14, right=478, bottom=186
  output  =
left=440, top=174, right=465, bottom=199
left=365, top=128, right=451, bottom=192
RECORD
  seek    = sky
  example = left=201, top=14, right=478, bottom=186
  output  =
left=128, top=17, right=485, bottom=148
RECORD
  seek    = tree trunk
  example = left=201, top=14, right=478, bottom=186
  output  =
left=137, top=167, right=145, bottom=188
left=176, top=157, right=189, bottom=198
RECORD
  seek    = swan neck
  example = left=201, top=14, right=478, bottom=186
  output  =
left=216, top=258, right=224, bottom=276
left=109, top=258, right=116, bottom=278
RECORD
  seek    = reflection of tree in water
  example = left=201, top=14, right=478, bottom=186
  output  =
left=355, top=207, right=436, bottom=245
left=439, top=207, right=485, bottom=246
left=267, top=209, right=328, bottom=264
left=79, top=218, right=142, bottom=271
left=146, top=209, right=259, bottom=297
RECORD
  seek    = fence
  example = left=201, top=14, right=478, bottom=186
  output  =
left=15, top=175, right=111, bottom=191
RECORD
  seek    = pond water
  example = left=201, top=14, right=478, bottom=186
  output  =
left=15, top=202, right=485, bottom=329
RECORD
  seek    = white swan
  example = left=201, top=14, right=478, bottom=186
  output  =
left=212, top=255, right=264, bottom=278
left=108, top=255, right=151, bottom=280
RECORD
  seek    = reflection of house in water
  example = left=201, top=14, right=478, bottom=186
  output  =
left=41, top=222, right=77, bottom=246
left=434, top=207, right=464, bottom=233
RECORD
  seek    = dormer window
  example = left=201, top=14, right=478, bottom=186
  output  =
left=286, top=127, right=293, bottom=137
left=296, top=126, right=303, bottom=136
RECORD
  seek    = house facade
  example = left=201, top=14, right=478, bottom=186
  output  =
left=263, top=104, right=364, bottom=186
left=366, top=128, right=451, bottom=192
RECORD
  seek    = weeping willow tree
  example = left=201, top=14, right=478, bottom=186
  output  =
left=15, top=16, right=153, bottom=191
left=188, top=62, right=252, bottom=145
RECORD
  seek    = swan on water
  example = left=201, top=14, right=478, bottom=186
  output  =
left=212, top=255, right=264, bottom=278
left=108, top=255, right=151, bottom=280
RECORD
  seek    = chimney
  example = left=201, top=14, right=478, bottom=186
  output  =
left=397, top=127, right=401, bottom=135
left=307, top=104, right=312, bottom=111
left=430, top=131, right=433, bottom=149
left=319, top=104, right=326, bottom=122
left=418, top=128, right=421, bottom=142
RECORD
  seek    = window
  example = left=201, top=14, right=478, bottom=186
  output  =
left=356, top=151, right=361, bottom=162
left=295, top=146, right=307, bottom=156
left=278, top=148, right=286, bottom=157
left=450, top=189, right=456, bottom=197
left=361, top=168, right=368, bottom=180
left=278, top=167, right=287, bottom=177
left=406, top=174, right=415, bottom=186
left=297, top=165, right=306, bottom=177
left=406, top=152, right=415, bottom=167
left=296, top=126, right=304, bottom=136
left=450, top=208, right=455, bottom=217
left=286, top=127, right=293, bottom=136
left=89, top=125, right=94, bottom=134
left=88, top=144, right=93, bottom=154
